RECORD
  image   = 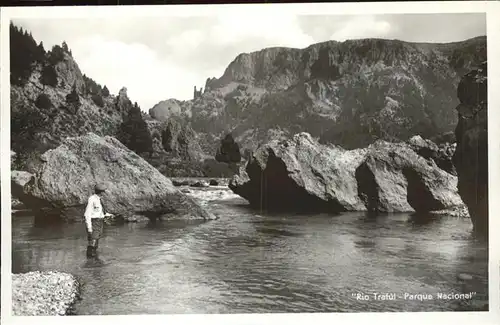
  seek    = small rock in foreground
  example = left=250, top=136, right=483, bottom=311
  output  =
left=12, top=271, right=80, bottom=316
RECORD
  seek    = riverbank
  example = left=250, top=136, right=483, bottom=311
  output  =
left=12, top=271, right=80, bottom=316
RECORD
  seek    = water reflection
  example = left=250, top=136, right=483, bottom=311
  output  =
left=12, top=191, right=488, bottom=314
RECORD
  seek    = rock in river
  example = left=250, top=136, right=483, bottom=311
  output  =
left=229, top=132, right=465, bottom=214
left=11, top=170, right=34, bottom=209
left=18, top=133, right=216, bottom=222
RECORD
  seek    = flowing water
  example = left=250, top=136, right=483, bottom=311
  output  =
left=12, top=184, right=489, bottom=314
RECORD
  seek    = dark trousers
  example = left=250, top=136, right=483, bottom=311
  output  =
left=87, top=218, right=104, bottom=257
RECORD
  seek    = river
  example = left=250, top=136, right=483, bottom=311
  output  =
left=11, top=184, right=489, bottom=314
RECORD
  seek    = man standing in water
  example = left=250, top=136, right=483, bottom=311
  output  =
left=84, top=183, right=112, bottom=258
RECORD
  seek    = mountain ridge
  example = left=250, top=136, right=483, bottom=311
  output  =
left=149, top=34, right=486, bottom=152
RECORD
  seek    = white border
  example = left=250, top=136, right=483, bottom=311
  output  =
left=1, top=1, right=499, bottom=325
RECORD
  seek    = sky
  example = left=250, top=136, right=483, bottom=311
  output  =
left=12, top=13, right=486, bottom=111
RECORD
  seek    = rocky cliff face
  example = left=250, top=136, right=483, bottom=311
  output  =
left=452, top=61, right=488, bottom=238
left=10, top=48, right=134, bottom=172
left=151, top=36, right=486, bottom=152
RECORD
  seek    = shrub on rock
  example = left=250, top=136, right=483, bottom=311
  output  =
left=35, top=93, right=53, bottom=110
left=65, top=83, right=81, bottom=113
left=91, top=94, right=105, bottom=108
left=40, top=64, right=58, bottom=88
left=102, top=85, right=110, bottom=97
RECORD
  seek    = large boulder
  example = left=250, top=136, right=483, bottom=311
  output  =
left=231, top=133, right=367, bottom=212
left=19, top=133, right=216, bottom=222
left=230, top=132, right=464, bottom=214
left=149, top=99, right=183, bottom=121
left=452, top=61, right=488, bottom=238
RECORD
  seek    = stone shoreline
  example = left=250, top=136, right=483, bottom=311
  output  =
left=12, top=271, right=80, bottom=316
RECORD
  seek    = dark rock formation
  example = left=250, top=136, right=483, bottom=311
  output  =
left=191, top=181, right=209, bottom=188
left=452, top=61, right=488, bottom=238
left=18, top=133, right=216, bottom=222
left=193, top=86, right=203, bottom=99
left=172, top=179, right=190, bottom=187
left=229, top=132, right=464, bottom=214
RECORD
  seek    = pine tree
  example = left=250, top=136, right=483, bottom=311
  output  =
left=10, top=23, right=40, bottom=86
left=66, top=83, right=81, bottom=113
left=11, top=107, right=49, bottom=154
left=48, top=44, right=65, bottom=65
left=40, top=64, right=58, bottom=88
left=92, top=94, right=105, bottom=108
left=118, top=103, right=153, bottom=155
left=37, top=41, right=46, bottom=62
left=215, top=133, right=242, bottom=163
left=102, top=85, right=110, bottom=97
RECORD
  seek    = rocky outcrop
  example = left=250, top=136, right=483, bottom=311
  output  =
left=229, top=132, right=464, bottom=214
left=148, top=99, right=184, bottom=122
left=193, top=86, right=203, bottom=99
left=356, top=140, right=463, bottom=213
left=160, top=119, right=205, bottom=161
left=407, top=135, right=456, bottom=175
left=19, top=133, right=216, bottom=222
left=143, top=119, right=212, bottom=177
left=452, top=61, right=488, bottom=238
left=12, top=271, right=80, bottom=316
left=11, top=170, right=34, bottom=209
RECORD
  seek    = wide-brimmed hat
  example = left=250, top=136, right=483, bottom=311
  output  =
left=94, top=183, right=107, bottom=193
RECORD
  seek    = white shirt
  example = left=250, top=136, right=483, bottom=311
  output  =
left=84, top=194, right=105, bottom=232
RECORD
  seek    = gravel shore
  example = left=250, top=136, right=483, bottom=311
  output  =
left=12, top=271, right=80, bottom=316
